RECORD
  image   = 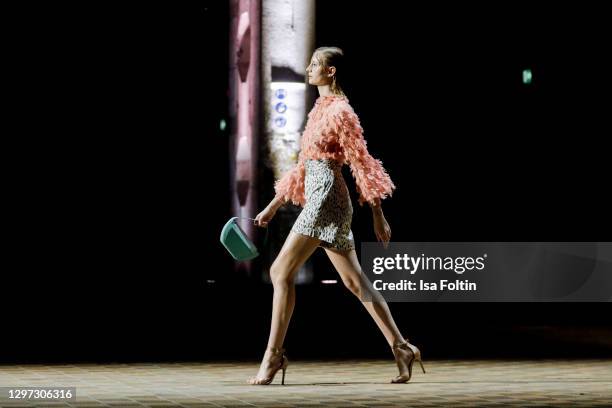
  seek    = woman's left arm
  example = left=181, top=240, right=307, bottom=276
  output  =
left=334, top=105, right=396, bottom=207
left=334, top=105, right=395, bottom=246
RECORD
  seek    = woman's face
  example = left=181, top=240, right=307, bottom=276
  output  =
left=306, top=53, right=333, bottom=86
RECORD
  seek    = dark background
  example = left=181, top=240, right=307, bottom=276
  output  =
left=3, top=1, right=610, bottom=363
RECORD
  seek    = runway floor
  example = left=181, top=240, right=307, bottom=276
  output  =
left=1, top=359, right=611, bottom=407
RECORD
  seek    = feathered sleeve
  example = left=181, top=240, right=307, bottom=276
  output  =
left=273, top=151, right=306, bottom=207
left=333, top=104, right=396, bottom=207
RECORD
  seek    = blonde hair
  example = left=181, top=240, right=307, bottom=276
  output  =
left=312, top=46, right=346, bottom=97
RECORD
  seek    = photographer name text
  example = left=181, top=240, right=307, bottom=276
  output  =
left=373, top=279, right=477, bottom=291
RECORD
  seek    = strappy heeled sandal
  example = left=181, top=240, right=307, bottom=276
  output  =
left=390, top=339, right=426, bottom=383
left=246, top=346, right=289, bottom=385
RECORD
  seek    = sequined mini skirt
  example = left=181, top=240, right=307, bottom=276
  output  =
left=291, top=159, right=355, bottom=251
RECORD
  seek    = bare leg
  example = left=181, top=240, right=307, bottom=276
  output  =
left=323, top=247, right=405, bottom=346
left=248, top=231, right=321, bottom=383
left=323, top=247, right=417, bottom=381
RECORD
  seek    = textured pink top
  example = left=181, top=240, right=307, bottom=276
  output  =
left=274, top=95, right=396, bottom=207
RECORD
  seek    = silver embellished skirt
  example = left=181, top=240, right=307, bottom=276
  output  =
left=291, top=159, right=355, bottom=251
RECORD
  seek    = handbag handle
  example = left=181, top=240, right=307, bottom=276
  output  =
left=233, top=217, right=270, bottom=248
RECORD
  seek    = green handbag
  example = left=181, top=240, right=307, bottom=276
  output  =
left=220, top=217, right=269, bottom=261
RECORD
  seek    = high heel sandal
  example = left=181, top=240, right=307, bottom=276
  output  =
left=390, top=339, right=426, bottom=383
left=246, top=346, right=289, bottom=385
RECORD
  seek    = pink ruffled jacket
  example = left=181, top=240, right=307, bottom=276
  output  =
left=274, top=95, right=396, bottom=207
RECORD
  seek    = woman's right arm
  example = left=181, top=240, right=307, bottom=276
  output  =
left=254, top=169, right=303, bottom=227
left=268, top=195, right=285, bottom=211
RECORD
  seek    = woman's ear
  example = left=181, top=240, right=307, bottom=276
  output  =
left=328, top=66, right=336, bottom=77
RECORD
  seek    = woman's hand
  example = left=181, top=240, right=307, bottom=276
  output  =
left=373, top=211, right=392, bottom=249
left=254, top=201, right=279, bottom=227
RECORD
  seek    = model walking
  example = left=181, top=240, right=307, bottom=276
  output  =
left=248, top=46, right=426, bottom=385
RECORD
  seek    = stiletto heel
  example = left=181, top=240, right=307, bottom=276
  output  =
left=418, top=358, right=426, bottom=374
left=281, top=356, right=288, bottom=385
left=390, top=339, right=426, bottom=383
left=247, top=347, right=289, bottom=385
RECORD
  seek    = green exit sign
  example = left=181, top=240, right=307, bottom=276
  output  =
left=522, top=69, right=533, bottom=84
